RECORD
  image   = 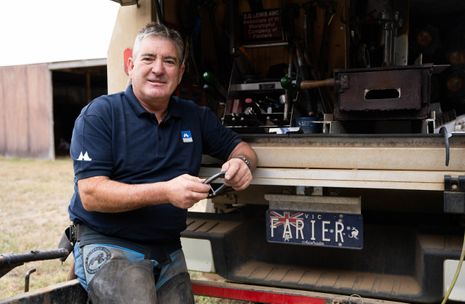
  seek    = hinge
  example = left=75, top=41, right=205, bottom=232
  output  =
left=444, top=175, right=465, bottom=214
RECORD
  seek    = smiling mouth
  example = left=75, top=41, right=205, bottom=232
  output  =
left=148, top=79, right=166, bottom=85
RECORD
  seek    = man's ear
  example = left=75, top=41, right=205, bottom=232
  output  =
left=123, top=48, right=133, bottom=75
left=127, top=57, right=135, bottom=76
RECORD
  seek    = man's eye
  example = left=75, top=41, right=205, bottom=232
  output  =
left=164, top=59, right=176, bottom=65
left=141, top=57, right=154, bottom=63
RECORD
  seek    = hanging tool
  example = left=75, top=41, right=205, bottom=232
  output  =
left=440, top=126, right=452, bottom=166
left=280, top=74, right=345, bottom=91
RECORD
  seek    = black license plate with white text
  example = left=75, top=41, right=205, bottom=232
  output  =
left=266, top=209, right=363, bottom=249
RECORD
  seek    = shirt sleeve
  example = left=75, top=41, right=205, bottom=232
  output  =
left=70, top=102, right=114, bottom=180
left=200, top=107, right=241, bottom=160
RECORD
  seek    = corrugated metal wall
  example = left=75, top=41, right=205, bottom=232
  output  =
left=0, top=64, right=54, bottom=159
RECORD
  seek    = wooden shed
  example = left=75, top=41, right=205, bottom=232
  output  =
left=0, top=59, right=108, bottom=159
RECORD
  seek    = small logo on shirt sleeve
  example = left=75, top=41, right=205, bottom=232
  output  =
left=181, top=130, right=193, bottom=143
left=77, top=151, right=92, bottom=161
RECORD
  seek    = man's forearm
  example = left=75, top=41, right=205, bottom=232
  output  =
left=78, top=174, right=211, bottom=213
left=228, top=141, right=258, bottom=172
left=78, top=176, right=169, bottom=213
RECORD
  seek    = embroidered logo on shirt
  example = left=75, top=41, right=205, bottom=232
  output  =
left=77, top=151, right=92, bottom=161
left=181, top=130, right=193, bottom=143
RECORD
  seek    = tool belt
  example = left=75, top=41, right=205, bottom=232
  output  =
left=58, top=223, right=179, bottom=265
left=57, top=224, right=78, bottom=262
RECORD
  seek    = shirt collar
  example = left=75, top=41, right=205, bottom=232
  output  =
left=125, top=85, right=183, bottom=120
left=125, top=85, right=147, bottom=117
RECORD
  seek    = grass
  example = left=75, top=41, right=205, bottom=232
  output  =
left=0, top=157, right=74, bottom=299
left=0, top=157, right=249, bottom=303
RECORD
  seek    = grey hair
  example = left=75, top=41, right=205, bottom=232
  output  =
left=132, top=22, right=185, bottom=65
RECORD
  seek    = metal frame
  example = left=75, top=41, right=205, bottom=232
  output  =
left=191, top=279, right=407, bottom=304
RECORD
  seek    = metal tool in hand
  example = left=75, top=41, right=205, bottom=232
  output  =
left=203, top=171, right=229, bottom=198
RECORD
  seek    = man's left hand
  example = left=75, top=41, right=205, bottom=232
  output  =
left=221, top=158, right=253, bottom=191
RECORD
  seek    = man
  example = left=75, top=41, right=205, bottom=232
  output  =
left=68, top=22, right=257, bottom=303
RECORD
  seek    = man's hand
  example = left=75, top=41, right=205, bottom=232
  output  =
left=221, top=141, right=257, bottom=192
left=165, top=174, right=211, bottom=209
left=221, top=158, right=253, bottom=191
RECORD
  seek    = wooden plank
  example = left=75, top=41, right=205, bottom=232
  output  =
left=252, top=145, right=465, bottom=171
left=2, top=66, right=29, bottom=156
left=254, top=168, right=455, bottom=183
left=26, top=64, right=54, bottom=159
left=200, top=167, right=462, bottom=191
left=0, top=64, right=53, bottom=159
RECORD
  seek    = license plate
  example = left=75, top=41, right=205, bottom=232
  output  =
left=266, top=209, right=363, bottom=249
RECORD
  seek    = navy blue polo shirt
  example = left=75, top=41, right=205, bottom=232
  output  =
left=68, top=85, right=241, bottom=244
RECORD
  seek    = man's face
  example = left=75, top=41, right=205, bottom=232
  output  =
left=128, top=36, right=185, bottom=106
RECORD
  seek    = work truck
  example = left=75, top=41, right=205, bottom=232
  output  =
left=1, top=0, right=465, bottom=303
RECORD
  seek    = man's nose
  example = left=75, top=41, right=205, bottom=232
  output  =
left=151, top=59, right=164, bottom=74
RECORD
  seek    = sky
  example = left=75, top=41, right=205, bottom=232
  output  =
left=0, top=0, right=120, bottom=66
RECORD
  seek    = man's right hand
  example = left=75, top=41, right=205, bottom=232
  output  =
left=165, top=174, right=211, bottom=209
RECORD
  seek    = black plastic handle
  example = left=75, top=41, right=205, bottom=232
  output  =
left=203, top=171, right=228, bottom=198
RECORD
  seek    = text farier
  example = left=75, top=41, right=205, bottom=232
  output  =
left=266, top=210, right=364, bottom=249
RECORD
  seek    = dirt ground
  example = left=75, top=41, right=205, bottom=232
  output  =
left=0, top=157, right=248, bottom=303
